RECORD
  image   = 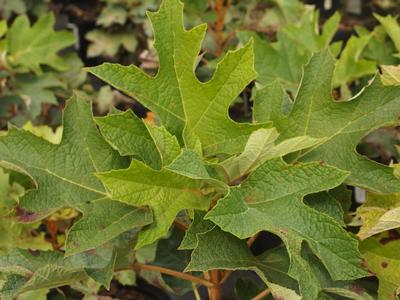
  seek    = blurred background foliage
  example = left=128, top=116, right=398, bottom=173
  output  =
left=1, top=0, right=400, bottom=299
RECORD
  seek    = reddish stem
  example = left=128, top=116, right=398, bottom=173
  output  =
left=210, top=269, right=222, bottom=300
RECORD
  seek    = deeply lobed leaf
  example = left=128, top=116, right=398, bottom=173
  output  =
left=206, top=159, right=367, bottom=298
left=5, top=14, right=75, bottom=74
left=87, top=0, right=270, bottom=155
left=98, top=150, right=227, bottom=249
left=254, top=50, right=400, bottom=193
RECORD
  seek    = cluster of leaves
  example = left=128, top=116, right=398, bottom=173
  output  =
left=85, top=0, right=157, bottom=58
left=85, top=0, right=311, bottom=118
left=1, top=1, right=400, bottom=300
left=85, top=0, right=307, bottom=64
left=0, top=12, right=85, bottom=127
left=238, top=3, right=400, bottom=98
left=0, top=0, right=50, bottom=20
left=1, top=0, right=400, bottom=125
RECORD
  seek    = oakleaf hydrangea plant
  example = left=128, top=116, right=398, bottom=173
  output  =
left=1, top=0, right=400, bottom=299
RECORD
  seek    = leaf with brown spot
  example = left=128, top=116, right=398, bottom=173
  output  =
left=361, top=234, right=400, bottom=300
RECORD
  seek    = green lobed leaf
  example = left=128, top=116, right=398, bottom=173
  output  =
left=253, top=50, right=400, bottom=193
left=0, top=93, right=128, bottom=215
left=0, top=249, right=90, bottom=298
left=0, top=94, right=153, bottom=258
left=97, top=149, right=227, bottom=249
left=282, top=10, right=340, bottom=53
left=97, top=5, right=128, bottom=27
left=206, top=158, right=367, bottom=298
left=0, top=231, right=138, bottom=297
left=85, top=30, right=137, bottom=57
left=238, top=30, right=306, bottom=93
left=298, top=244, right=374, bottom=300
left=251, top=240, right=372, bottom=300
left=86, top=0, right=269, bottom=155
left=13, top=72, right=65, bottom=118
left=185, top=215, right=369, bottom=300
left=186, top=225, right=301, bottom=299
left=5, top=13, right=75, bottom=74
left=238, top=9, right=341, bottom=92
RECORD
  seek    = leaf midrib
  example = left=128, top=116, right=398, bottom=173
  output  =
left=3, top=157, right=107, bottom=196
